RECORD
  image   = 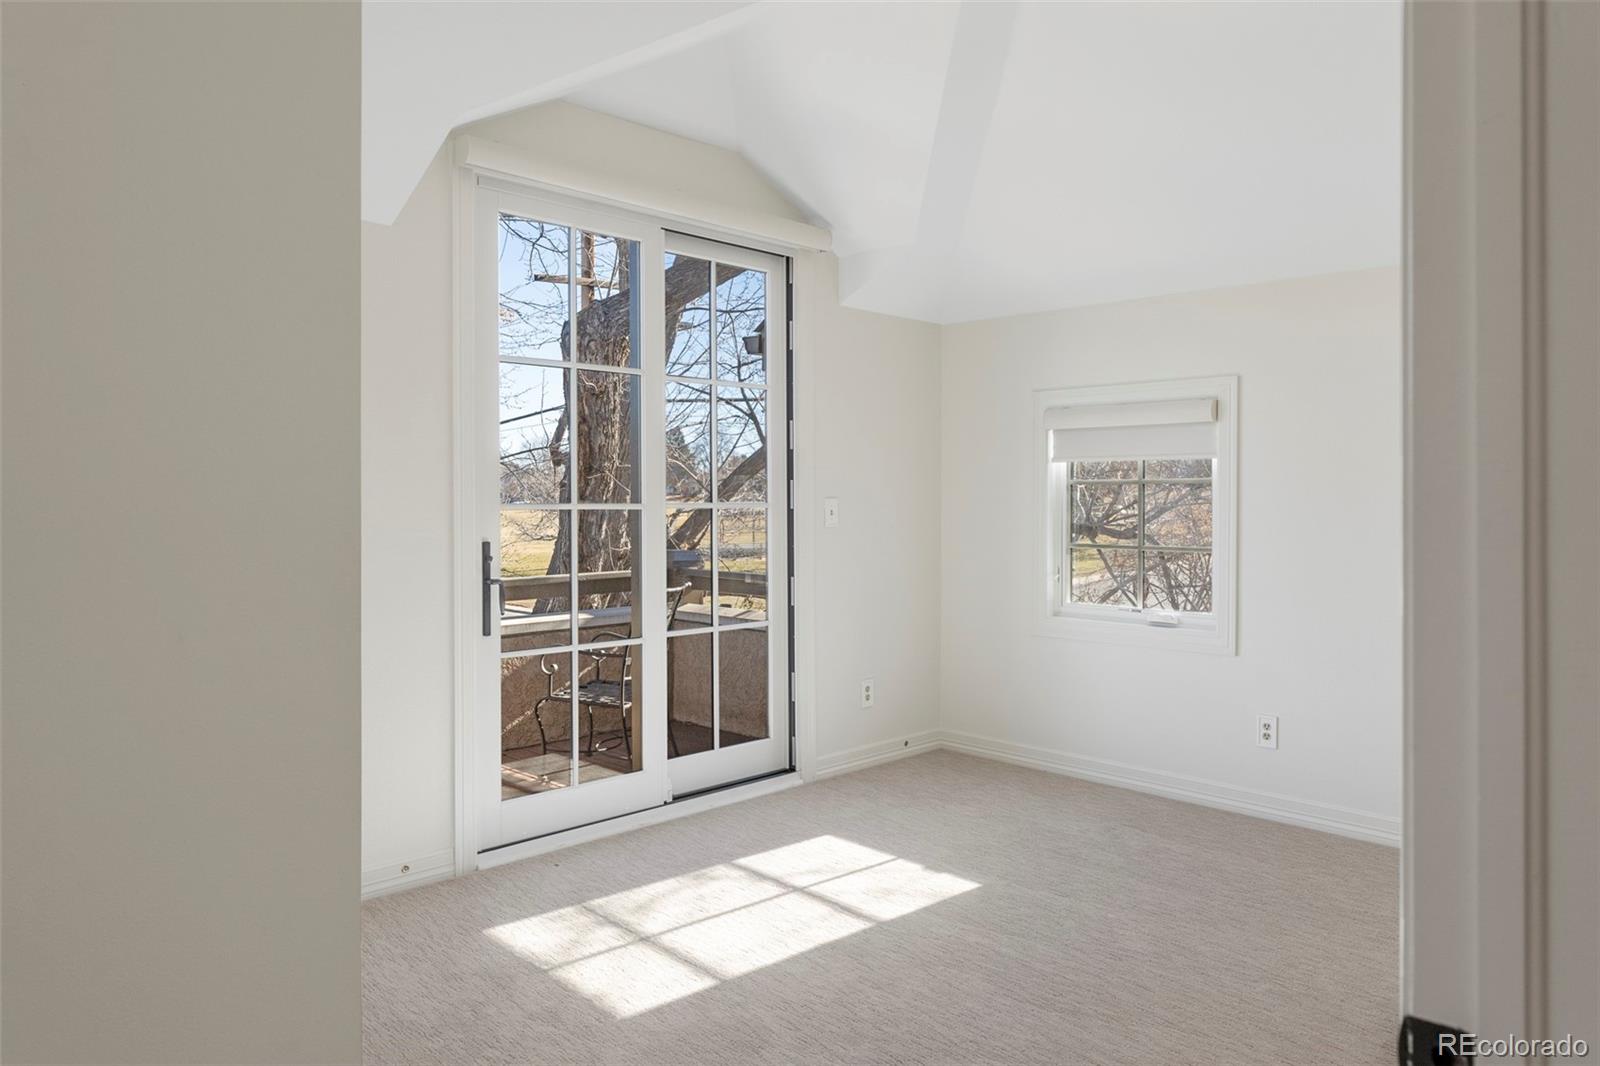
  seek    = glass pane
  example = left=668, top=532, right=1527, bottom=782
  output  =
left=577, top=510, right=641, bottom=640
left=500, top=363, right=569, bottom=505
left=501, top=509, right=572, bottom=649
left=576, top=369, right=640, bottom=503
left=1146, top=458, right=1213, bottom=479
left=1144, top=551, right=1213, bottom=612
left=665, top=380, right=712, bottom=502
left=501, top=650, right=573, bottom=797
left=665, top=254, right=712, bottom=377
left=715, top=386, right=767, bottom=502
left=1144, top=481, right=1213, bottom=547
left=666, top=509, right=713, bottom=631
left=574, top=231, right=637, bottom=369
left=498, top=216, right=569, bottom=363
left=575, top=642, right=644, bottom=782
left=719, top=628, right=769, bottom=748
left=666, top=633, right=714, bottom=758
left=715, top=266, right=767, bottom=383
left=1069, top=547, right=1138, bottom=606
left=1070, top=482, right=1139, bottom=546
left=501, top=508, right=567, bottom=580
left=1072, top=459, right=1137, bottom=480
left=716, top=508, right=768, bottom=622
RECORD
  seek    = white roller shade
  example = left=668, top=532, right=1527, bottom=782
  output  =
left=1047, top=397, right=1218, bottom=462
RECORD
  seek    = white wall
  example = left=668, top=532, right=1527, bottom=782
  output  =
left=2, top=3, right=362, bottom=1061
left=805, top=258, right=944, bottom=770
left=364, top=107, right=1399, bottom=879
left=939, top=269, right=1403, bottom=837
left=361, top=109, right=943, bottom=888
left=466, top=102, right=814, bottom=230
left=362, top=148, right=458, bottom=890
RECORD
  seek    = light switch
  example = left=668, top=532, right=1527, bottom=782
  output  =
left=824, top=497, right=840, bottom=527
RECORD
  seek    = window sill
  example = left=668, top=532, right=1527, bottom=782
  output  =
left=1035, top=608, right=1235, bottom=655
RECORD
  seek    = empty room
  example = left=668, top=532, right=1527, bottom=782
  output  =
left=361, top=2, right=1402, bottom=1059
left=4, top=2, right=1596, bottom=1065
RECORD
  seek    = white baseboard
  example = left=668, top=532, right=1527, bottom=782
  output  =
left=812, top=730, right=943, bottom=780
left=935, top=729, right=1400, bottom=847
left=370, top=729, right=1395, bottom=899
left=362, top=847, right=456, bottom=900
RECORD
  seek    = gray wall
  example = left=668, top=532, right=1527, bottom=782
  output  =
left=1542, top=0, right=1598, bottom=1040
left=1, top=3, right=362, bottom=1062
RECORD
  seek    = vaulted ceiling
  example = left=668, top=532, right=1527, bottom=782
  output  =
left=365, top=1, right=1401, bottom=323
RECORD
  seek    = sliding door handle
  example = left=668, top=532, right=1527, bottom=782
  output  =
left=482, top=540, right=503, bottom=637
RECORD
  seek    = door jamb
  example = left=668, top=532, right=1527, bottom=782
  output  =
left=1403, top=0, right=1561, bottom=1038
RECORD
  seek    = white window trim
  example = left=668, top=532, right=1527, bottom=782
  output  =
left=1032, top=375, right=1238, bottom=655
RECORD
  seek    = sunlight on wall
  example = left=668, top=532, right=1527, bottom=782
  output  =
left=486, top=835, right=980, bottom=1017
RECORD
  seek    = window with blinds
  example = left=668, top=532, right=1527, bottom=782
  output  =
left=1035, top=378, right=1236, bottom=653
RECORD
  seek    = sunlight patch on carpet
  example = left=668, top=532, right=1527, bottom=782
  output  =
left=486, top=835, right=980, bottom=1017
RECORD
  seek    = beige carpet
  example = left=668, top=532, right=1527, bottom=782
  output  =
left=363, top=750, right=1397, bottom=1065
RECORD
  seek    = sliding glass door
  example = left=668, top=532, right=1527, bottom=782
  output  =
left=476, top=188, right=789, bottom=851
left=660, top=234, right=790, bottom=797
left=477, top=190, right=664, bottom=847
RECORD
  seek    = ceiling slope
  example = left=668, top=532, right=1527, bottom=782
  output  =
left=365, top=0, right=1401, bottom=323
left=363, top=1, right=757, bottom=225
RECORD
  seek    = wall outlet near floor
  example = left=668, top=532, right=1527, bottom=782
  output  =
left=861, top=679, right=875, bottom=708
left=824, top=497, right=840, bottom=527
left=1257, top=715, right=1279, bottom=749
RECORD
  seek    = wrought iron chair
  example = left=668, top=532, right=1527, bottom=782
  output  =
left=515, top=584, right=692, bottom=763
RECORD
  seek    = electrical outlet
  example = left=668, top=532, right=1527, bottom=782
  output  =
left=860, top=679, right=875, bottom=708
left=824, top=497, right=840, bottom=527
left=1257, top=715, right=1278, bottom=749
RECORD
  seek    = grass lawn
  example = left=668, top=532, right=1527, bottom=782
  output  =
left=499, top=511, right=768, bottom=577
left=499, top=511, right=556, bottom=577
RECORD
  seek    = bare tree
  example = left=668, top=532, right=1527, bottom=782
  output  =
left=1068, top=461, right=1213, bottom=611
left=497, top=223, right=769, bottom=598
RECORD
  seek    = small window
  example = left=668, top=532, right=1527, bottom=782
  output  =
left=1064, top=458, right=1213, bottom=613
left=1035, top=377, right=1236, bottom=653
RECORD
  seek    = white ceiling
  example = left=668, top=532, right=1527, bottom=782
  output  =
left=361, top=2, right=757, bottom=225
left=365, top=1, right=1401, bottom=324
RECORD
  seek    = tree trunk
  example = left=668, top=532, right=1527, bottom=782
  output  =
left=547, top=253, right=751, bottom=581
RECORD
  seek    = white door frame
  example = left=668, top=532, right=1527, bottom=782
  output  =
left=1404, top=0, right=1598, bottom=1047
left=1405, top=0, right=1534, bottom=1035
left=450, top=162, right=817, bottom=870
